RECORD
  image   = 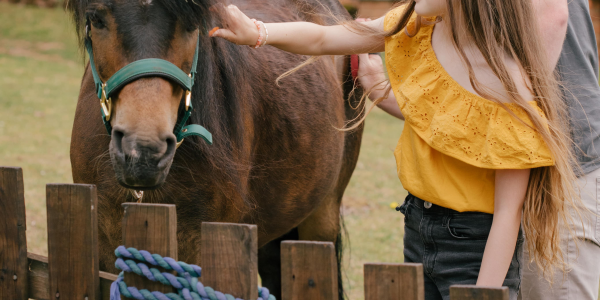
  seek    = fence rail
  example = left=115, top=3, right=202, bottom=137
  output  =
left=0, top=166, right=509, bottom=300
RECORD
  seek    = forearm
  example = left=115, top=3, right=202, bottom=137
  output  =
left=267, top=21, right=385, bottom=56
left=477, top=169, right=530, bottom=286
left=265, top=22, right=329, bottom=55
left=477, top=210, right=522, bottom=286
left=370, top=85, right=404, bottom=120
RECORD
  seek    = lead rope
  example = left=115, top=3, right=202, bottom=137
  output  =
left=110, top=246, right=276, bottom=300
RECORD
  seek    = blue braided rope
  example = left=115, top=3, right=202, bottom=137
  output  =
left=115, top=246, right=201, bottom=277
left=110, top=246, right=276, bottom=300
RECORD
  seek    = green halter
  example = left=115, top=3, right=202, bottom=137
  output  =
left=84, top=25, right=213, bottom=147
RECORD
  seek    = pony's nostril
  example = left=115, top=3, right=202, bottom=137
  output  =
left=157, top=135, right=177, bottom=168
left=164, top=135, right=176, bottom=155
left=112, top=129, right=125, bottom=155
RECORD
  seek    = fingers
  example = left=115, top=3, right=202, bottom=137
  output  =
left=358, top=52, right=381, bottom=66
left=210, top=4, right=258, bottom=45
left=358, top=53, right=370, bottom=64
left=211, top=28, right=236, bottom=41
left=208, top=27, right=220, bottom=37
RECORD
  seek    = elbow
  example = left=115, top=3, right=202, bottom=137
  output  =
left=556, top=5, right=569, bottom=34
left=537, top=0, right=569, bottom=39
left=550, top=1, right=569, bottom=34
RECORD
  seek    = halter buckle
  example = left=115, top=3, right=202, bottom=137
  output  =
left=100, top=83, right=112, bottom=121
left=185, top=73, right=192, bottom=111
left=185, top=91, right=191, bottom=111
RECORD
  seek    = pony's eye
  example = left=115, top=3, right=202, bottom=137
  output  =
left=89, top=13, right=106, bottom=30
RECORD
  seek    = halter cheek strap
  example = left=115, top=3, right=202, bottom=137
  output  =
left=84, top=26, right=213, bottom=146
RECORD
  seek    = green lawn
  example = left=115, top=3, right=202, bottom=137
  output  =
left=0, top=3, right=406, bottom=299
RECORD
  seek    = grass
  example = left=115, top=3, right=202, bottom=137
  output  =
left=0, top=2, right=82, bottom=259
left=0, top=3, right=406, bottom=299
left=3, top=3, right=596, bottom=300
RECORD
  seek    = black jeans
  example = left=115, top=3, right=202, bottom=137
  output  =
left=399, top=194, right=523, bottom=300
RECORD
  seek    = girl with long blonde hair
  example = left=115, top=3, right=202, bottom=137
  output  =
left=212, top=0, right=582, bottom=298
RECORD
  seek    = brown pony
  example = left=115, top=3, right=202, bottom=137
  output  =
left=67, top=0, right=363, bottom=297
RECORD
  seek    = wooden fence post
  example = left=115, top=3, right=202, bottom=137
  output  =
left=121, top=203, right=178, bottom=298
left=280, top=241, right=338, bottom=300
left=201, top=222, right=258, bottom=300
left=450, top=285, right=509, bottom=300
left=46, top=184, right=100, bottom=300
left=364, top=263, right=424, bottom=300
left=0, top=167, right=28, bottom=300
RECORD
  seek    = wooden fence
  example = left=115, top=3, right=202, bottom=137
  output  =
left=0, top=166, right=508, bottom=300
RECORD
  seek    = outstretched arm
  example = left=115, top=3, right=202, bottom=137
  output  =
left=211, top=5, right=386, bottom=56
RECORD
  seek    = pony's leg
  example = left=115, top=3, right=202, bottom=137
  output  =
left=296, top=195, right=343, bottom=300
left=297, top=195, right=340, bottom=242
left=96, top=194, right=125, bottom=274
left=258, top=228, right=299, bottom=299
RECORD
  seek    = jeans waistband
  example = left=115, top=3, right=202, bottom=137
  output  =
left=407, top=193, right=461, bottom=214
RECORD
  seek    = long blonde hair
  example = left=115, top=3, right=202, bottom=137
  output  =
left=363, top=0, right=583, bottom=278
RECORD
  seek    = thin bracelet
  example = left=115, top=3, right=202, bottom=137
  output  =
left=250, top=19, right=264, bottom=49
left=262, top=22, right=269, bottom=46
left=256, top=21, right=266, bottom=48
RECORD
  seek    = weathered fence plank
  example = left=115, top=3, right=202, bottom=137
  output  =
left=450, top=285, right=509, bottom=300
left=201, top=222, right=258, bottom=300
left=27, top=252, right=118, bottom=300
left=47, top=184, right=100, bottom=300
left=280, top=241, right=338, bottom=300
left=0, top=167, right=28, bottom=300
left=122, top=203, right=177, bottom=297
left=364, top=263, right=424, bottom=300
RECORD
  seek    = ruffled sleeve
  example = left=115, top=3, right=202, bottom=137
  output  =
left=384, top=17, right=554, bottom=169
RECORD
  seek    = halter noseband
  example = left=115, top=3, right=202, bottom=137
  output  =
left=84, top=24, right=213, bottom=147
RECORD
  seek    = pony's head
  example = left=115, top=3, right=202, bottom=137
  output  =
left=68, top=0, right=219, bottom=189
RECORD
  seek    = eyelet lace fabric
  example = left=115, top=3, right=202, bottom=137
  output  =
left=384, top=8, right=553, bottom=169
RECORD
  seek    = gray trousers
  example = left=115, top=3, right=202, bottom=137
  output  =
left=519, top=168, right=600, bottom=300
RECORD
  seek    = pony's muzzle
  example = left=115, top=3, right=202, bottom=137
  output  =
left=110, top=126, right=177, bottom=189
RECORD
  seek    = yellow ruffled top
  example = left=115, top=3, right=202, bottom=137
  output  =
left=384, top=7, right=554, bottom=213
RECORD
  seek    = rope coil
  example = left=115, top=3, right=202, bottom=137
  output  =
left=111, top=246, right=275, bottom=300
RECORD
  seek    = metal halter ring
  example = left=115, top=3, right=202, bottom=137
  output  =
left=176, top=128, right=188, bottom=149
left=132, top=190, right=144, bottom=203
left=100, top=83, right=112, bottom=121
